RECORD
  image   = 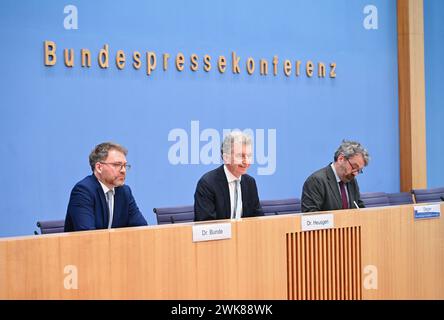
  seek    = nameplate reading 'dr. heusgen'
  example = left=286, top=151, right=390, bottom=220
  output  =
left=301, top=214, right=334, bottom=231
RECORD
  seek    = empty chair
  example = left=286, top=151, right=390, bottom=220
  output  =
left=260, top=198, right=301, bottom=216
left=36, top=219, right=65, bottom=234
left=412, top=187, right=444, bottom=204
left=360, top=192, right=390, bottom=208
left=154, top=205, right=195, bottom=224
left=387, top=192, right=414, bottom=206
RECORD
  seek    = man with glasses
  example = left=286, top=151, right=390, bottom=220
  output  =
left=64, top=142, right=147, bottom=231
left=301, top=140, right=370, bottom=212
left=194, top=131, right=263, bottom=221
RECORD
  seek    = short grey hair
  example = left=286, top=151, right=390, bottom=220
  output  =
left=89, top=142, right=128, bottom=172
left=221, top=131, right=252, bottom=158
left=334, top=140, right=370, bottom=166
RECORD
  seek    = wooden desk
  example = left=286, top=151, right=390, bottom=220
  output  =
left=1, top=204, right=443, bottom=299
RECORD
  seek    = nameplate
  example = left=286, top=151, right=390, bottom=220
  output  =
left=192, top=223, right=232, bottom=242
left=414, top=204, right=441, bottom=220
left=301, top=214, right=334, bottom=231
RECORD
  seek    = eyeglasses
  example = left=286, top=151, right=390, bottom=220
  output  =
left=346, top=158, right=363, bottom=174
left=100, top=162, right=131, bottom=171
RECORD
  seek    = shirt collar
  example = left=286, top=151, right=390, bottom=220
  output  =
left=330, top=163, right=341, bottom=184
left=98, top=180, right=115, bottom=196
left=223, top=165, right=242, bottom=183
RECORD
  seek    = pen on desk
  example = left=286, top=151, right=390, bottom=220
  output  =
left=353, top=201, right=360, bottom=209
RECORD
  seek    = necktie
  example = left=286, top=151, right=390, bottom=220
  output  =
left=339, top=181, right=349, bottom=209
left=106, top=190, right=114, bottom=229
left=232, top=180, right=240, bottom=219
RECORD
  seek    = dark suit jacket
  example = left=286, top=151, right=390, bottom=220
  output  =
left=194, top=165, right=263, bottom=221
left=301, top=164, right=365, bottom=213
left=64, top=174, right=147, bottom=232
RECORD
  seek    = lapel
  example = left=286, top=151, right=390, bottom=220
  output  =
left=325, top=165, right=343, bottom=208
left=113, top=187, right=121, bottom=225
left=91, top=174, right=109, bottom=227
left=216, top=165, right=231, bottom=219
left=240, top=178, right=247, bottom=215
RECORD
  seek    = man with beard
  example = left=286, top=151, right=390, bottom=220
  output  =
left=301, top=140, right=370, bottom=212
left=194, top=131, right=263, bottom=221
left=64, top=142, right=147, bottom=231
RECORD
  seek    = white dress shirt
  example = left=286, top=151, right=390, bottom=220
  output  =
left=99, top=180, right=115, bottom=228
left=223, top=165, right=243, bottom=219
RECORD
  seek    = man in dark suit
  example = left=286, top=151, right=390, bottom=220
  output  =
left=64, top=142, right=147, bottom=232
left=301, top=140, right=370, bottom=213
left=194, top=131, right=263, bottom=221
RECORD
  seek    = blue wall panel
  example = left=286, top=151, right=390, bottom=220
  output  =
left=0, top=0, right=399, bottom=237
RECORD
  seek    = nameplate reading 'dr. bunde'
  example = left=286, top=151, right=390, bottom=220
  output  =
left=301, top=214, right=334, bottom=231
left=192, top=223, right=232, bottom=242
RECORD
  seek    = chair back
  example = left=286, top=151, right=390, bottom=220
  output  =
left=387, top=192, right=414, bottom=205
left=154, top=205, right=195, bottom=224
left=36, top=219, right=65, bottom=234
left=412, top=187, right=444, bottom=203
left=260, top=198, right=301, bottom=216
left=360, top=192, right=390, bottom=208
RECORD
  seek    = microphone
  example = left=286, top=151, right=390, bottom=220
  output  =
left=440, top=196, right=444, bottom=202
left=353, top=201, right=360, bottom=209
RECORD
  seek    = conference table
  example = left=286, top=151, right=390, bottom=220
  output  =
left=1, top=203, right=443, bottom=299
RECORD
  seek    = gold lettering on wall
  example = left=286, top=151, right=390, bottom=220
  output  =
left=318, top=62, right=326, bottom=77
left=306, top=60, right=314, bottom=77
left=283, top=60, right=291, bottom=77
left=330, top=62, right=337, bottom=78
left=246, top=57, right=255, bottom=75
left=146, top=52, right=157, bottom=75
left=204, top=55, right=211, bottom=72
left=116, top=50, right=126, bottom=70
left=133, top=51, right=141, bottom=69
left=163, top=53, right=170, bottom=71
left=295, top=60, right=301, bottom=76
left=64, top=49, right=74, bottom=67
left=190, top=54, right=198, bottom=71
left=44, top=41, right=57, bottom=66
left=272, top=56, right=278, bottom=76
left=218, top=56, right=226, bottom=73
left=42, top=41, right=338, bottom=81
left=81, top=49, right=91, bottom=67
left=98, top=44, right=109, bottom=68
left=232, top=52, right=240, bottom=74
left=176, top=53, right=185, bottom=71
left=260, top=59, right=268, bottom=75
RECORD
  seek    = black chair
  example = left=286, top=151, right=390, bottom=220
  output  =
left=360, top=192, right=390, bottom=208
left=411, top=187, right=444, bottom=203
left=153, top=205, right=195, bottom=224
left=387, top=192, right=414, bottom=205
left=35, top=219, right=65, bottom=235
left=260, top=198, right=301, bottom=216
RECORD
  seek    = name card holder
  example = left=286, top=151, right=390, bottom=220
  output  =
left=301, top=213, right=334, bottom=231
left=414, top=204, right=441, bottom=220
left=192, top=223, right=232, bottom=242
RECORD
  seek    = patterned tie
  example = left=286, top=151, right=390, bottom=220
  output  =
left=106, top=190, right=114, bottom=229
left=232, top=180, right=240, bottom=219
left=339, top=181, right=349, bottom=209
